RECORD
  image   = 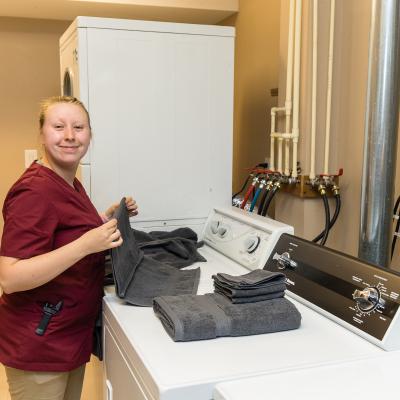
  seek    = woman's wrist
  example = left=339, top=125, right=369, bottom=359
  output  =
left=100, top=213, right=110, bottom=223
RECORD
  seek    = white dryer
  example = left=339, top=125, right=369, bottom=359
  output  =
left=60, top=17, right=235, bottom=235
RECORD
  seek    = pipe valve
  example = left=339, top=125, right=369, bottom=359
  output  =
left=318, top=184, right=326, bottom=196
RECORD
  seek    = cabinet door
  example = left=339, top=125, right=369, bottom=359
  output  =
left=86, top=27, right=234, bottom=222
left=60, top=28, right=91, bottom=164
left=104, top=326, right=149, bottom=400
left=60, top=32, right=79, bottom=98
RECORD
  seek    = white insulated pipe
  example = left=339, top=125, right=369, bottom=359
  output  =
left=309, top=0, right=318, bottom=180
left=291, top=0, right=302, bottom=178
left=284, top=0, right=296, bottom=175
left=270, top=107, right=285, bottom=171
left=284, top=138, right=290, bottom=175
left=278, top=137, right=283, bottom=173
left=269, top=0, right=295, bottom=174
left=323, top=0, right=336, bottom=175
left=270, top=108, right=276, bottom=170
left=268, top=0, right=301, bottom=177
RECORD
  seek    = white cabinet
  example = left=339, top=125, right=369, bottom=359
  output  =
left=103, top=325, right=150, bottom=400
left=60, top=17, right=235, bottom=228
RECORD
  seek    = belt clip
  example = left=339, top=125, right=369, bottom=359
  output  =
left=35, top=300, right=63, bottom=336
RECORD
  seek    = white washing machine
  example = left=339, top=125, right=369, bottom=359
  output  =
left=213, top=234, right=400, bottom=399
left=101, top=209, right=400, bottom=400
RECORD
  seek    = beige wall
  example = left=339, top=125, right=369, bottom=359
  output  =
left=221, top=0, right=281, bottom=193
left=275, top=0, right=400, bottom=265
left=0, top=17, right=70, bottom=234
left=275, top=0, right=370, bottom=255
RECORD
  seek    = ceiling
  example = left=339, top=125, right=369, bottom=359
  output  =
left=0, top=0, right=239, bottom=24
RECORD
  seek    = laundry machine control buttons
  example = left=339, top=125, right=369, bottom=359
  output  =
left=353, top=287, right=385, bottom=313
left=272, top=251, right=298, bottom=269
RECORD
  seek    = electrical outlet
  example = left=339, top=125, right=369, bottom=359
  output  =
left=24, top=149, right=38, bottom=168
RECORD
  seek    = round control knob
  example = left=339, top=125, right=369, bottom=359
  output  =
left=352, top=287, right=382, bottom=313
left=218, top=226, right=228, bottom=238
left=272, top=251, right=298, bottom=269
left=244, top=236, right=260, bottom=254
left=210, top=220, right=220, bottom=234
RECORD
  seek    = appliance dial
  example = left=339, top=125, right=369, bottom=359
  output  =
left=352, top=287, right=384, bottom=313
left=272, top=251, right=298, bottom=269
left=218, top=226, right=228, bottom=238
left=244, top=235, right=261, bottom=254
left=210, top=220, right=219, bottom=234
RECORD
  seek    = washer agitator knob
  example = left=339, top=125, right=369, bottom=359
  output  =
left=352, top=287, right=384, bottom=313
left=272, top=252, right=298, bottom=269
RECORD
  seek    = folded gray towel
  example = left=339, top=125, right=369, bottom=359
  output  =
left=213, top=269, right=286, bottom=289
left=111, top=199, right=202, bottom=306
left=214, top=287, right=284, bottom=304
left=212, top=270, right=287, bottom=303
left=153, top=293, right=301, bottom=341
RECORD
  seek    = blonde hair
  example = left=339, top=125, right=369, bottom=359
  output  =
left=39, top=96, right=92, bottom=131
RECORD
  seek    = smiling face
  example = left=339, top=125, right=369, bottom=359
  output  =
left=40, top=102, right=91, bottom=172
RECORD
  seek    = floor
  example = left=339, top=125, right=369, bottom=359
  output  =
left=0, top=356, right=103, bottom=400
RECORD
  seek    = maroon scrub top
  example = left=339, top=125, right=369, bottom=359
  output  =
left=0, top=162, right=105, bottom=371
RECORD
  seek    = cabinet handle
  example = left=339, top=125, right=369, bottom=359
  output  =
left=106, top=379, right=113, bottom=400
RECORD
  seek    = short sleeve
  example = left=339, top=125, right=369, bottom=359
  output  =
left=0, top=186, right=59, bottom=259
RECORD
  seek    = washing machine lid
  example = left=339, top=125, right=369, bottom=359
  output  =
left=213, top=351, right=400, bottom=400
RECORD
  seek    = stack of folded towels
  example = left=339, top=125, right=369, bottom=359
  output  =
left=153, top=269, right=301, bottom=342
left=212, top=269, right=287, bottom=304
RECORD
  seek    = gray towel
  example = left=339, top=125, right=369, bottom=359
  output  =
left=212, top=270, right=286, bottom=303
left=214, top=287, right=284, bottom=304
left=111, top=199, right=202, bottom=306
left=153, top=293, right=301, bottom=341
left=133, top=228, right=206, bottom=268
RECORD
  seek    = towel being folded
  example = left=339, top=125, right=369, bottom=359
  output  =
left=212, top=269, right=287, bottom=303
left=111, top=199, right=202, bottom=306
left=153, top=293, right=301, bottom=341
left=133, top=228, right=206, bottom=268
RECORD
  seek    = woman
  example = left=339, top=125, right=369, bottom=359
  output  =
left=0, top=96, right=137, bottom=400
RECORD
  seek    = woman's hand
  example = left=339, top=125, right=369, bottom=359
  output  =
left=102, top=196, right=138, bottom=222
left=79, top=219, right=123, bottom=255
left=124, top=196, right=139, bottom=217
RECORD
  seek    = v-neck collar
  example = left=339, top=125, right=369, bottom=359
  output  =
left=35, top=161, right=81, bottom=194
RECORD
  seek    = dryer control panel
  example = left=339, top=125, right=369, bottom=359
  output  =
left=202, top=207, right=293, bottom=271
left=265, top=234, right=400, bottom=350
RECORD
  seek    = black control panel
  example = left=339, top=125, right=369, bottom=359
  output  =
left=264, top=234, right=400, bottom=343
